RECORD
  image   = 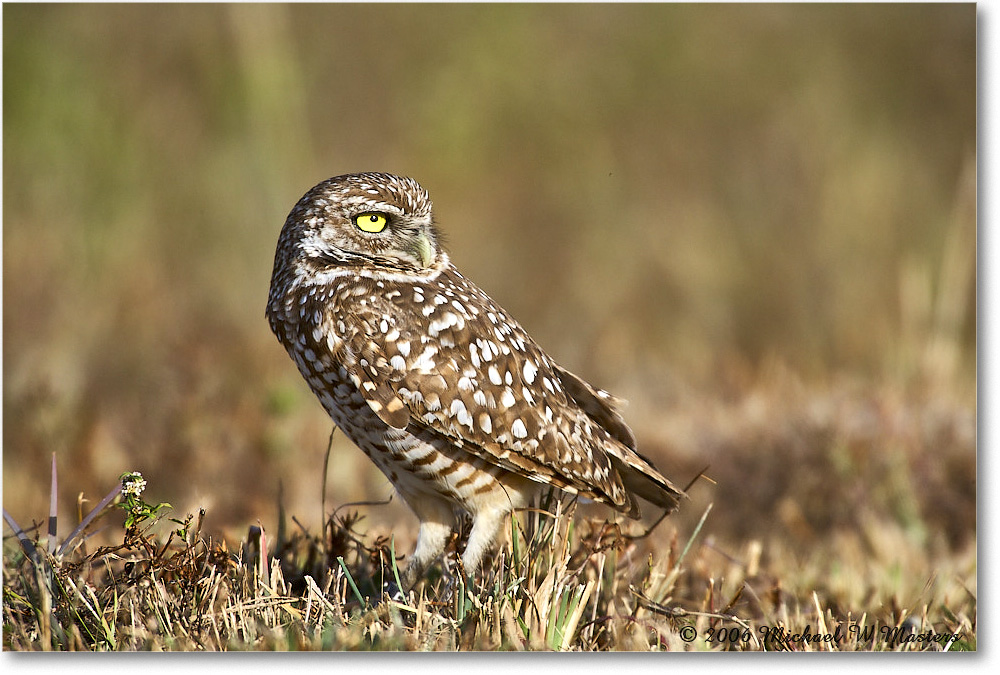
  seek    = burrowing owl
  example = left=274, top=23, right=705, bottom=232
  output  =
left=266, top=172, right=682, bottom=588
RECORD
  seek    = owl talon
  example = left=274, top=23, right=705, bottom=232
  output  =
left=381, top=578, right=406, bottom=604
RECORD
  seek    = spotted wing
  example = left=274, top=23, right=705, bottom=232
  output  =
left=338, top=267, right=681, bottom=516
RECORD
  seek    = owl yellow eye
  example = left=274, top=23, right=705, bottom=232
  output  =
left=354, top=212, right=388, bottom=233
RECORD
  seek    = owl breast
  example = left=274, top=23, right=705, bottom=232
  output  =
left=278, top=270, right=537, bottom=516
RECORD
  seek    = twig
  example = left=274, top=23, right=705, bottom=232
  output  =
left=3, top=509, right=41, bottom=565
left=626, top=466, right=711, bottom=542
left=320, top=425, right=337, bottom=552
left=48, top=453, right=58, bottom=555
left=57, top=482, right=124, bottom=557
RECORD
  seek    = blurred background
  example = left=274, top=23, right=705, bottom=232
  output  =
left=3, top=3, right=975, bottom=590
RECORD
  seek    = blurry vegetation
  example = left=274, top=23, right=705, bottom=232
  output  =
left=3, top=3, right=975, bottom=650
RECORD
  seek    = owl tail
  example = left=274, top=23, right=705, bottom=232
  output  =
left=616, top=456, right=684, bottom=516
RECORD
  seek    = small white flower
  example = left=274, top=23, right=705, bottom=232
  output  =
left=122, top=472, right=147, bottom=497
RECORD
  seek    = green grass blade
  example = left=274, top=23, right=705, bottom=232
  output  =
left=337, top=556, right=366, bottom=608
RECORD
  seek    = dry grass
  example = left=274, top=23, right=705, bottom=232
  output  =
left=2, top=507, right=975, bottom=651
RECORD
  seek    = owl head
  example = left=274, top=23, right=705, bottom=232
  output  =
left=275, top=172, right=443, bottom=277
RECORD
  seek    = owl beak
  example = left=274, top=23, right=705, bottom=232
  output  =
left=410, top=232, right=435, bottom=268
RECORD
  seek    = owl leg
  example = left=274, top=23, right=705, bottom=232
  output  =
left=460, top=508, right=509, bottom=578
left=400, top=498, right=456, bottom=590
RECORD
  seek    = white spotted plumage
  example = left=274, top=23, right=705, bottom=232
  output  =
left=267, top=172, right=682, bottom=589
